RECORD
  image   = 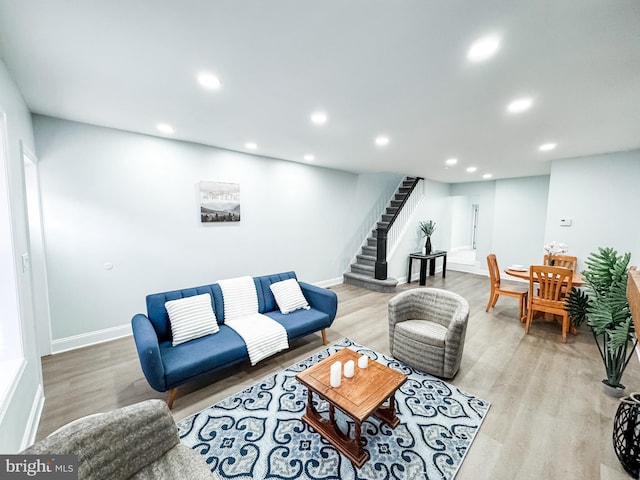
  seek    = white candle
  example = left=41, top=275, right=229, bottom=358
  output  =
left=344, top=360, right=355, bottom=378
left=330, top=361, right=342, bottom=387
left=358, top=355, right=369, bottom=369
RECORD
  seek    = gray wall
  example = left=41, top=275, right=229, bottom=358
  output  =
left=0, top=60, right=43, bottom=452
left=32, top=115, right=403, bottom=349
left=545, top=150, right=640, bottom=270
left=492, top=176, right=550, bottom=269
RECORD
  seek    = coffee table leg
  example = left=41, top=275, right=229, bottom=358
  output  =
left=373, top=393, right=401, bottom=428
left=306, top=389, right=320, bottom=420
left=302, top=401, right=370, bottom=467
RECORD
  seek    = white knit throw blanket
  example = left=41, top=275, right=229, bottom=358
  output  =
left=218, top=276, right=289, bottom=365
left=224, top=313, right=289, bottom=365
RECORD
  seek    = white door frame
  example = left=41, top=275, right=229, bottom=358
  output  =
left=20, top=141, right=52, bottom=356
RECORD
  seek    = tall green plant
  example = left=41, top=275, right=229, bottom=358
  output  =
left=566, top=247, right=636, bottom=388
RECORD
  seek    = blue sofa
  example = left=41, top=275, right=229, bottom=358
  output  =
left=131, top=271, right=338, bottom=407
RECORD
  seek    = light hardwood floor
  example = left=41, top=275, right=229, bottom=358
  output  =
left=37, top=271, right=639, bottom=479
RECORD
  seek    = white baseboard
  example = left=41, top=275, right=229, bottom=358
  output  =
left=51, top=324, right=132, bottom=354
left=316, top=276, right=343, bottom=288
left=21, top=383, right=44, bottom=450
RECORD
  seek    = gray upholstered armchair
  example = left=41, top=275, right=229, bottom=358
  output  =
left=389, top=288, right=469, bottom=378
left=23, top=400, right=216, bottom=480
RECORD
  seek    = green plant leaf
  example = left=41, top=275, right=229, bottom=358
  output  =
left=565, top=287, right=590, bottom=327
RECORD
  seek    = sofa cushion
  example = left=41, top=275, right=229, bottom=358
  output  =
left=265, top=308, right=330, bottom=340
left=270, top=279, right=310, bottom=314
left=161, top=326, right=248, bottom=388
left=395, top=319, right=447, bottom=348
left=165, top=293, right=219, bottom=346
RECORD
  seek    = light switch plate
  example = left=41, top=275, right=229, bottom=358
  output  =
left=21, top=253, right=30, bottom=272
left=560, top=218, right=572, bottom=226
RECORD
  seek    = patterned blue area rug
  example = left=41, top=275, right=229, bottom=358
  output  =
left=178, top=338, right=490, bottom=480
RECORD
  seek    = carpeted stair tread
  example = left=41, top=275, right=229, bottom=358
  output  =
left=343, top=272, right=398, bottom=293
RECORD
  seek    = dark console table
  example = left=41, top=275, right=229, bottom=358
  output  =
left=407, top=250, right=447, bottom=285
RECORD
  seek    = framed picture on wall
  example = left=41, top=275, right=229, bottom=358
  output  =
left=200, top=181, right=240, bottom=222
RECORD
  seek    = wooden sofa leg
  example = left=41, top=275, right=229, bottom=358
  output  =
left=321, top=329, right=328, bottom=346
left=167, top=388, right=178, bottom=409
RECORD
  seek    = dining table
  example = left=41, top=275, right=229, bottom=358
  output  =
left=504, top=266, right=585, bottom=287
left=504, top=265, right=584, bottom=335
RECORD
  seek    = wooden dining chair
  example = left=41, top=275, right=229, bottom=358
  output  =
left=543, top=254, right=578, bottom=270
left=525, top=265, right=574, bottom=342
left=486, top=254, right=528, bottom=322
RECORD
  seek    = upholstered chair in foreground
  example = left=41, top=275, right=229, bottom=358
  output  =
left=389, top=288, right=469, bottom=378
left=23, top=400, right=216, bottom=480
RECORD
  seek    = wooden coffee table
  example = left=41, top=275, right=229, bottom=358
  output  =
left=296, top=348, right=407, bottom=467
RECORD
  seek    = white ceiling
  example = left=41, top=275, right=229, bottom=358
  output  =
left=0, top=0, right=639, bottom=183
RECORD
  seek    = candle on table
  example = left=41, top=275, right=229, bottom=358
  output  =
left=330, top=361, right=342, bottom=387
left=358, top=355, right=368, bottom=369
left=344, top=360, right=355, bottom=378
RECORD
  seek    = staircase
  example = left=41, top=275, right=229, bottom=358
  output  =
left=343, top=177, right=420, bottom=293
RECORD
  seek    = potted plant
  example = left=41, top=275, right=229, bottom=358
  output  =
left=565, top=247, right=636, bottom=397
left=418, top=220, right=436, bottom=254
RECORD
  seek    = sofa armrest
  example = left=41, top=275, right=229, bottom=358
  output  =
left=298, top=282, right=338, bottom=324
left=132, top=313, right=166, bottom=392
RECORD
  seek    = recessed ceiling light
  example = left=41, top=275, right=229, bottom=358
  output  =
left=156, top=123, right=174, bottom=134
left=445, top=158, right=458, bottom=166
left=310, top=112, right=327, bottom=124
left=467, top=36, right=501, bottom=62
left=483, top=173, right=493, bottom=179
left=466, top=166, right=477, bottom=173
left=245, top=142, right=257, bottom=150
left=197, top=72, right=222, bottom=90
left=375, top=136, right=389, bottom=146
left=507, top=98, right=533, bottom=114
left=303, top=154, right=315, bottom=161
left=539, top=143, right=557, bottom=151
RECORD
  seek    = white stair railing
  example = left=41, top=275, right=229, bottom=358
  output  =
left=387, top=178, right=423, bottom=257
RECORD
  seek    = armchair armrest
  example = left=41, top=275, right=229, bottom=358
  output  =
left=443, top=305, right=470, bottom=347
left=388, top=291, right=413, bottom=348
left=24, top=400, right=180, bottom=480
left=298, top=282, right=338, bottom=324
left=132, top=313, right=166, bottom=392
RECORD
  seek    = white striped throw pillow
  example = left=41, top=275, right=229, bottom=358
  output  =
left=165, top=293, right=219, bottom=346
left=270, top=279, right=310, bottom=314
